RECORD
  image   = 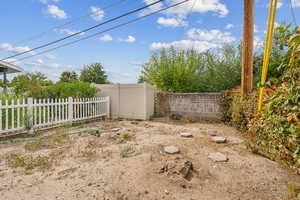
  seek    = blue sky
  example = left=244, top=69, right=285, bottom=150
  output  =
left=0, top=0, right=299, bottom=83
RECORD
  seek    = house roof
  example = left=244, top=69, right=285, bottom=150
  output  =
left=0, top=60, right=22, bottom=74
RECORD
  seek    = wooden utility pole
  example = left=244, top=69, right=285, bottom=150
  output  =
left=241, top=0, right=254, bottom=95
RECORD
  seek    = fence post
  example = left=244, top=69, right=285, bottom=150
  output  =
left=143, top=82, right=148, bottom=120
left=68, top=97, right=73, bottom=122
left=27, top=98, right=34, bottom=133
left=106, top=96, right=110, bottom=119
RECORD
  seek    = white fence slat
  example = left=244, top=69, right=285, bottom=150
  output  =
left=22, top=99, right=25, bottom=127
left=11, top=99, right=14, bottom=129
left=33, top=99, right=37, bottom=126
left=5, top=100, right=8, bottom=130
left=17, top=99, right=20, bottom=128
left=43, top=99, right=46, bottom=125
left=47, top=99, right=50, bottom=124
left=0, top=100, right=2, bottom=130
left=38, top=99, right=41, bottom=125
left=0, top=96, right=109, bottom=134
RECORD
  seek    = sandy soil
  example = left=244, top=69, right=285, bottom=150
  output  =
left=0, top=119, right=299, bottom=200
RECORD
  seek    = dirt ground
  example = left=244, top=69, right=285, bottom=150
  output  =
left=0, top=119, right=299, bottom=200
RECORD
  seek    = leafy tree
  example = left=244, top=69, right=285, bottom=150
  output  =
left=142, top=45, right=242, bottom=92
left=0, top=79, right=5, bottom=87
left=59, top=71, right=78, bottom=82
left=9, top=72, right=53, bottom=95
left=197, top=44, right=241, bottom=92
left=142, top=47, right=203, bottom=92
left=80, top=63, right=108, bottom=84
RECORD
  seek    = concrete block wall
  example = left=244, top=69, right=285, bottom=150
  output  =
left=156, top=92, right=223, bottom=120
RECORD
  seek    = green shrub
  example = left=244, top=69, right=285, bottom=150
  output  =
left=43, top=81, right=99, bottom=99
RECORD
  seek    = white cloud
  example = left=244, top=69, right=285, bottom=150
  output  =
left=266, top=1, right=283, bottom=9
left=169, top=0, right=228, bottom=17
left=157, top=17, right=188, bottom=27
left=0, top=43, right=34, bottom=54
left=151, top=40, right=221, bottom=52
left=140, top=0, right=164, bottom=16
left=293, top=0, right=300, bottom=7
left=54, top=28, right=84, bottom=36
left=36, top=59, right=44, bottom=64
left=27, top=59, right=72, bottom=69
left=225, top=24, right=234, bottom=29
left=120, top=36, right=136, bottom=43
left=39, top=0, right=61, bottom=4
left=129, top=61, right=145, bottom=66
left=47, top=5, right=67, bottom=19
left=254, top=36, right=264, bottom=49
left=45, top=54, right=56, bottom=60
left=99, top=34, right=113, bottom=41
left=254, top=24, right=259, bottom=33
left=142, top=0, right=228, bottom=18
left=187, top=28, right=236, bottom=43
left=277, top=1, right=283, bottom=8
left=90, top=6, right=104, bottom=21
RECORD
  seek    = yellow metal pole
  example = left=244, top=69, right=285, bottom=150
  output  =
left=257, top=0, right=278, bottom=111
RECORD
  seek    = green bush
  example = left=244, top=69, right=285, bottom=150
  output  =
left=248, top=65, right=300, bottom=169
left=223, top=61, right=299, bottom=170
left=44, top=81, right=99, bottom=99
left=142, top=45, right=243, bottom=93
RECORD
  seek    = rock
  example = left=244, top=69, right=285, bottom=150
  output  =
left=207, top=130, right=218, bottom=136
left=164, top=146, right=180, bottom=154
left=208, top=152, right=228, bottom=162
left=227, top=136, right=244, bottom=144
left=111, top=127, right=123, bottom=132
left=169, top=113, right=182, bottom=120
left=179, top=161, right=193, bottom=180
left=211, top=136, right=227, bottom=143
left=180, top=132, right=193, bottom=138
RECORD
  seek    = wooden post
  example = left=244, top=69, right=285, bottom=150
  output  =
left=241, top=0, right=254, bottom=95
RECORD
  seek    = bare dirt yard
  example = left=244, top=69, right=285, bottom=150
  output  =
left=0, top=119, right=299, bottom=200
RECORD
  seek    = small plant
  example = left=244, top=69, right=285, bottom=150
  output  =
left=50, top=130, right=70, bottom=144
left=287, top=183, right=300, bottom=199
left=79, top=148, right=97, bottom=159
left=62, top=122, right=82, bottom=129
left=24, top=140, right=45, bottom=152
left=122, top=133, right=131, bottom=140
left=7, top=153, right=52, bottom=171
left=119, top=145, right=135, bottom=158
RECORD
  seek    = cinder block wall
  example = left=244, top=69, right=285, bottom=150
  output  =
left=94, top=83, right=155, bottom=120
left=156, top=92, right=223, bottom=120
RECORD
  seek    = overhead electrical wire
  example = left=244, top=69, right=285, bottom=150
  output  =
left=13, top=0, right=129, bottom=46
left=1, top=0, right=163, bottom=61
left=10, top=0, right=190, bottom=63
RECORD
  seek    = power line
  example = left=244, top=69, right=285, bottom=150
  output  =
left=289, top=0, right=298, bottom=26
left=1, top=0, right=163, bottom=61
left=13, top=0, right=129, bottom=46
left=11, top=0, right=190, bottom=63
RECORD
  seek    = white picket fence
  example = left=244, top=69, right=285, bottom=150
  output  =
left=0, top=97, right=110, bottom=135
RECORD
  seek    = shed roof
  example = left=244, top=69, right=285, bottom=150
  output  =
left=0, top=60, right=22, bottom=74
